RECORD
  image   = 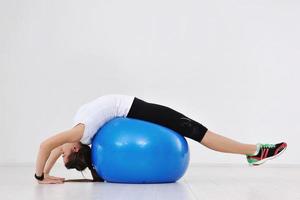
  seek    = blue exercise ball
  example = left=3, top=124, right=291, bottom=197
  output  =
left=91, top=117, right=190, bottom=184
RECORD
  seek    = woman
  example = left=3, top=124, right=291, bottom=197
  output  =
left=35, top=94, right=287, bottom=184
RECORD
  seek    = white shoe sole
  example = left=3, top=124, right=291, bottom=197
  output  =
left=248, top=146, right=287, bottom=166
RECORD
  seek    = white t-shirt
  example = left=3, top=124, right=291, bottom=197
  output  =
left=72, top=94, right=135, bottom=144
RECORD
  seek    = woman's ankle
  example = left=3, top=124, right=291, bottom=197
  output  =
left=246, top=144, right=260, bottom=156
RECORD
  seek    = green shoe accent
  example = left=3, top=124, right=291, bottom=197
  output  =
left=247, top=158, right=259, bottom=164
left=260, top=143, right=276, bottom=148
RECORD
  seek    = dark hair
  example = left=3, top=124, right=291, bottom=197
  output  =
left=65, top=143, right=104, bottom=182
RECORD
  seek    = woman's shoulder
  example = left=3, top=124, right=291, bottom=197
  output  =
left=97, top=94, right=134, bottom=101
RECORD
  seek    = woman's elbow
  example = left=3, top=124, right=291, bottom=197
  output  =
left=39, top=141, right=49, bottom=151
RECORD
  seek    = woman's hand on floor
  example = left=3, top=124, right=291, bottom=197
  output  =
left=38, top=177, right=64, bottom=184
left=37, top=174, right=65, bottom=184
left=44, top=174, right=65, bottom=181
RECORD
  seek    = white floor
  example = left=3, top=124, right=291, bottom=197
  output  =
left=0, top=163, right=299, bottom=200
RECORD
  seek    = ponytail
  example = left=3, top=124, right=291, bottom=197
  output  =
left=89, top=164, right=104, bottom=182
left=88, top=164, right=104, bottom=182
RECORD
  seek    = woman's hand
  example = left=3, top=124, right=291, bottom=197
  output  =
left=44, top=174, right=65, bottom=181
left=37, top=176, right=64, bottom=184
left=37, top=174, right=65, bottom=184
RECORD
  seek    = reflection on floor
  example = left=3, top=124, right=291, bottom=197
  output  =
left=0, top=163, right=299, bottom=200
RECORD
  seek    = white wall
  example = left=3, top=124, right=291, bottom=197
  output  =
left=1, top=0, right=299, bottom=165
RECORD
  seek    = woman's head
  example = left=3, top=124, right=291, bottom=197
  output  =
left=61, top=142, right=81, bottom=166
left=62, top=142, right=104, bottom=182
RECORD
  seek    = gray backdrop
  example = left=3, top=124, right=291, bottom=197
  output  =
left=1, top=0, right=299, bottom=165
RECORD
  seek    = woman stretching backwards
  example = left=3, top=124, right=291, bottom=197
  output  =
left=35, top=94, right=287, bottom=184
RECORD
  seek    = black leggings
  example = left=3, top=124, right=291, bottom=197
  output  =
left=126, top=97, right=208, bottom=143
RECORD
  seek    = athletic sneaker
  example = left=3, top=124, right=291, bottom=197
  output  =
left=246, top=142, right=287, bottom=166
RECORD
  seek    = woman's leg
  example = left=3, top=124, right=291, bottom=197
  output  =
left=200, top=130, right=257, bottom=155
left=127, top=97, right=257, bottom=156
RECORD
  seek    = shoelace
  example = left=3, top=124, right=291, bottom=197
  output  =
left=260, top=144, right=276, bottom=149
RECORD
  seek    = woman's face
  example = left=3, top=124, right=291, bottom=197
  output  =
left=62, top=143, right=80, bottom=164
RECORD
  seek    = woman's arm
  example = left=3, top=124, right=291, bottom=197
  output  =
left=35, top=124, right=84, bottom=182
left=43, top=146, right=63, bottom=178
